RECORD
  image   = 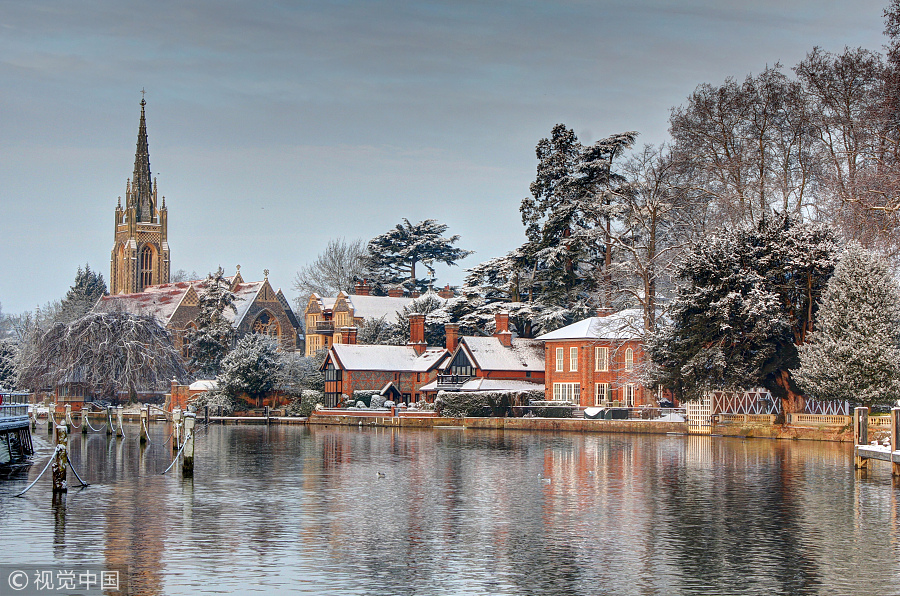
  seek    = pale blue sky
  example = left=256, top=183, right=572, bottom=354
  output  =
left=0, top=0, right=888, bottom=314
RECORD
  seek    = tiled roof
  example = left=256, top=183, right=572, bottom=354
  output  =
left=535, top=308, right=647, bottom=341
left=460, top=336, right=545, bottom=372
left=330, top=344, right=448, bottom=372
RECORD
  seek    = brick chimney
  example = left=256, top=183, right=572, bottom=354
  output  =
left=388, top=287, right=404, bottom=298
left=445, top=323, right=459, bottom=353
left=353, top=279, right=370, bottom=296
left=408, top=313, right=426, bottom=355
left=340, top=326, right=358, bottom=345
left=438, top=284, right=454, bottom=299
left=597, top=307, right=614, bottom=317
left=494, top=312, right=512, bottom=347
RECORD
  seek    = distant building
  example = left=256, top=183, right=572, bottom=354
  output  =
left=420, top=313, right=545, bottom=398
left=536, top=308, right=652, bottom=407
left=304, top=279, right=454, bottom=356
left=110, top=98, right=171, bottom=295
left=95, top=267, right=302, bottom=354
left=320, top=314, right=448, bottom=406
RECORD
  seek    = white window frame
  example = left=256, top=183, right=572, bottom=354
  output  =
left=625, top=348, right=634, bottom=371
left=595, top=382, right=609, bottom=406
left=624, top=384, right=635, bottom=407
left=569, top=346, right=578, bottom=372
left=552, top=383, right=580, bottom=402
left=555, top=347, right=564, bottom=372
left=594, top=346, right=609, bottom=372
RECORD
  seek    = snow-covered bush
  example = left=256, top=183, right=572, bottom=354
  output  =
left=370, top=394, right=387, bottom=409
left=353, top=390, right=381, bottom=408
left=286, top=390, right=324, bottom=417
left=436, top=389, right=556, bottom=417
left=218, top=334, right=280, bottom=405
left=190, top=389, right=245, bottom=416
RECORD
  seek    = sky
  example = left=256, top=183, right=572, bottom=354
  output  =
left=0, top=0, right=889, bottom=315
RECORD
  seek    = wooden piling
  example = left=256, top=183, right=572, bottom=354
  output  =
left=52, top=425, right=69, bottom=493
left=106, top=406, right=113, bottom=435
left=116, top=406, right=124, bottom=438
left=892, top=408, right=900, bottom=477
left=48, top=404, right=56, bottom=434
left=81, top=408, right=88, bottom=434
left=854, top=406, right=869, bottom=470
left=31, top=408, right=37, bottom=431
left=205, top=406, right=209, bottom=425
left=64, top=404, right=72, bottom=427
left=139, top=408, right=149, bottom=444
left=265, top=405, right=270, bottom=425
left=182, top=413, right=196, bottom=477
left=172, top=408, right=182, bottom=453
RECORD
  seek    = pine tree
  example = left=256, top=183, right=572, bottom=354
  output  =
left=365, top=219, right=473, bottom=293
left=188, top=268, right=238, bottom=377
left=218, top=334, right=280, bottom=407
left=60, top=264, right=107, bottom=322
left=0, top=339, right=18, bottom=391
left=648, top=213, right=838, bottom=412
left=795, top=243, right=900, bottom=408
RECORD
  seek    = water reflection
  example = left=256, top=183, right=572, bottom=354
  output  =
left=1, top=424, right=899, bottom=595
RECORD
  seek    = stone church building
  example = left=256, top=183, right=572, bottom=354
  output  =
left=97, top=99, right=301, bottom=353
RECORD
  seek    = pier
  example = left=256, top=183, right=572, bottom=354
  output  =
left=853, top=406, right=900, bottom=477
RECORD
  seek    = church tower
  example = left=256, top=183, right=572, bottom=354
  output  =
left=110, top=97, right=170, bottom=294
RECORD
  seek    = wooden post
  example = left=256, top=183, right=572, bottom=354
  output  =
left=205, top=405, right=209, bottom=425
left=52, top=424, right=69, bottom=493
left=81, top=408, right=88, bottom=435
left=182, top=413, right=196, bottom=477
left=265, top=405, right=270, bottom=425
left=172, top=408, right=182, bottom=452
left=48, top=403, right=56, bottom=434
left=140, top=407, right=149, bottom=444
left=116, top=406, right=124, bottom=438
left=892, top=407, right=900, bottom=477
left=64, top=404, right=72, bottom=427
left=146, top=404, right=152, bottom=424
left=106, top=406, right=113, bottom=436
left=31, top=408, right=37, bottom=431
left=854, top=406, right=869, bottom=470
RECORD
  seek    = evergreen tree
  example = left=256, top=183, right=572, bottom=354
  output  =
left=218, top=334, right=280, bottom=407
left=795, top=243, right=900, bottom=408
left=60, top=264, right=107, bottom=322
left=188, top=268, right=238, bottom=377
left=648, top=213, right=838, bottom=413
left=365, top=219, right=473, bottom=293
left=0, top=339, right=18, bottom=391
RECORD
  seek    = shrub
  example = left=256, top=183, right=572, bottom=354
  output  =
left=352, top=390, right=381, bottom=408
left=190, top=389, right=248, bottom=416
left=286, top=390, right=324, bottom=417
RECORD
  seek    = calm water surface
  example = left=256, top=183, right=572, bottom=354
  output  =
left=1, top=422, right=899, bottom=595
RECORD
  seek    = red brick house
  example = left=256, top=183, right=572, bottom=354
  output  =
left=535, top=308, right=652, bottom=407
left=419, top=313, right=545, bottom=398
left=321, top=314, right=448, bottom=407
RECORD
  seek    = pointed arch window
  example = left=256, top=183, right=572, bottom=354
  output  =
left=253, top=311, right=280, bottom=338
left=140, top=246, right=154, bottom=290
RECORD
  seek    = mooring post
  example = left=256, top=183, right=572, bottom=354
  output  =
left=52, top=425, right=69, bottom=493
left=81, top=408, right=88, bottom=435
left=31, top=407, right=37, bottom=431
left=116, top=406, right=124, bottom=438
left=140, top=407, right=149, bottom=444
left=172, top=408, right=182, bottom=453
left=265, top=405, right=270, bottom=425
left=64, top=404, right=72, bottom=427
left=106, top=406, right=113, bottom=436
left=146, top=404, right=152, bottom=425
left=182, top=413, right=196, bottom=477
left=891, top=407, right=900, bottom=477
left=205, top=405, right=209, bottom=425
left=48, top=403, right=56, bottom=434
left=855, top=406, right=869, bottom=470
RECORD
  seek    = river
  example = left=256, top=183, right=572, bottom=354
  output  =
left=1, top=423, right=898, bottom=595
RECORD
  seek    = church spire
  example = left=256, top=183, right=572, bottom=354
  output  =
left=130, top=93, right=154, bottom=223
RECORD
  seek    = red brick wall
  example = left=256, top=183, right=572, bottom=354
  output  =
left=543, top=339, right=649, bottom=407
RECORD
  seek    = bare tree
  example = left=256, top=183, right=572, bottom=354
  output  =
left=18, top=311, right=189, bottom=401
left=293, top=237, right=368, bottom=306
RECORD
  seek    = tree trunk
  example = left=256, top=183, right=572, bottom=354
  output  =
left=774, top=369, right=806, bottom=414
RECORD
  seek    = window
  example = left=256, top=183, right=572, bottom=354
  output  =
left=624, top=384, right=636, bottom=407
left=625, top=348, right=634, bottom=370
left=595, top=383, right=609, bottom=406
left=570, top=347, right=578, bottom=372
left=552, top=383, right=580, bottom=402
left=252, top=311, right=280, bottom=338
left=140, top=246, right=154, bottom=290
left=594, top=347, right=609, bottom=372
left=555, top=348, right=564, bottom=372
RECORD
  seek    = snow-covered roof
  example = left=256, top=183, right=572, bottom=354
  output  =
left=95, top=281, right=195, bottom=323
left=535, top=308, right=647, bottom=341
left=330, top=344, right=448, bottom=372
left=420, top=378, right=544, bottom=392
left=344, top=294, right=416, bottom=321
left=189, top=380, right=218, bottom=391
left=460, top=336, right=545, bottom=372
